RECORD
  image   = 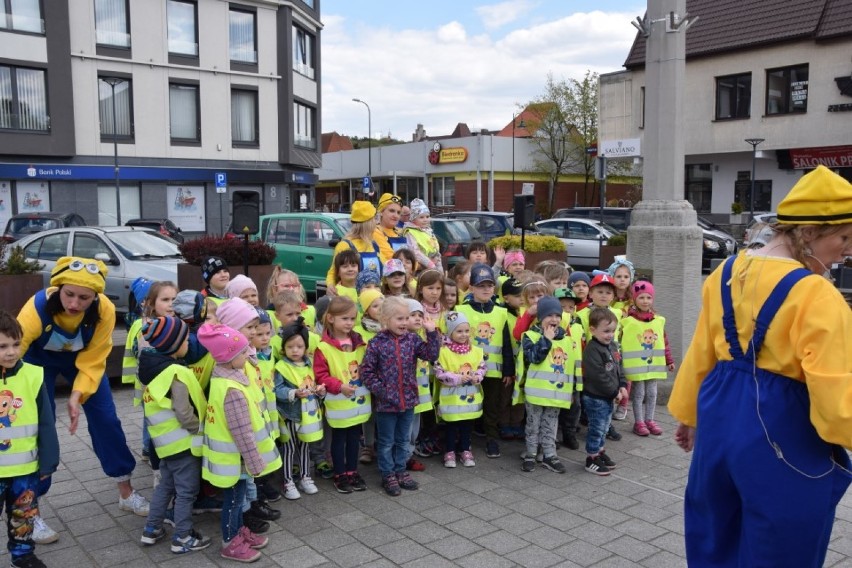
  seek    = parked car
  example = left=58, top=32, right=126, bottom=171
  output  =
left=697, top=216, right=738, bottom=256
left=430, top=218, right=483, bottom=270
left=434, top=211, right=516, bottom=241
left=2, top=212, right=86, bottom=243
left=534, top=218, right=620, bottom=269
left=12, top=226, right=183, bottom=313
left=743, top=212, right=778, bottom=247
left=254, top=212, right=352, bottom=294
left=552, top=207, right=632, bottom=232
left=125, top=218, right=185, bottom=243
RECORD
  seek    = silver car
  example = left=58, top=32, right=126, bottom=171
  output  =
left=13, top=226, right=183, bottom=313
left=535, top=218, right=620, bottom=269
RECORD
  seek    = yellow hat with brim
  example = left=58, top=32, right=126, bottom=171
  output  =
left=50, top=256, right=108, bottom=294
left=777, top=165, right=852, bottom=225
left=377, top=192, right=401, bottom=212
left=351, top=200, right=377, bottom=223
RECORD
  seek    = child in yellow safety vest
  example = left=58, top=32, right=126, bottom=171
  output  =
left=405, top=299, right=432, bottom=472
left=608, top=258, right=636, bottom=422
left=197, top=323, right=280, bottom=563
left=402, top=198, right=441, bottom=270
left=331, top=250, right=361, bottom=308
left=433, top=311, right=486, bottom=468
left=620, top=281, right=675, bottom=437
left=314, top=297, right=371, bottom=494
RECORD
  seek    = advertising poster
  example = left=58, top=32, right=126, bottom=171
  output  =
left=0, top=181, right=11, bottom=230
left=16, top=181, right=50, bottom=212
left=167, top=185, right=205, bottom=232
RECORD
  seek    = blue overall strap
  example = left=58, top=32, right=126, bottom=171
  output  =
left=720, top=256, right=744, bottom=359
left=744, top=267, right=812, bottom=361
left=343, top=239, right=357, bottom=253
left=32, top=289, right=99, bottom=350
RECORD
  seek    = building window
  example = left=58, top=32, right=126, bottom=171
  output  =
left=684, top=164, right=712, bottom=213
left=98, top=77, right=133, bottom=139
left=716, top=72, right=751, bottom=120
left=734, top=170, right=772, bottom=212
left=169, top=83, right=199, bottom=142
left=0, top=65, right=48, bottom=131
left=167, top=0, right=198, bottom=56
left=0, top=0, right=43, bottom=34
left=231, top=89, right=257, bottom=145
left=433, top=177, right=455, bottom=207
left=766, top=64, right=808, bottom=115
left=293, top=101, right=315, bottom=149
left=229, top=8, right=256, bottom=63
left=95, top=0, right=130, bottom=47
left=293, top=26, right=315, bottom=79
left=97, top=184, right=140, bottom=226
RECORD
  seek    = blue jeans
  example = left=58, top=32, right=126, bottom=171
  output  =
left=375, top=410, right=414, bottom=477
left=582, top=395, right=613, bottom=455
left=221, top=479, right=247, bottom=542
left=147, top=453, right=200, bottom=539
left=1, top=472, right=39, bottom=560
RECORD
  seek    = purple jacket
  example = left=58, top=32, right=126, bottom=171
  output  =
left=361, top=329, right=441, bottom=412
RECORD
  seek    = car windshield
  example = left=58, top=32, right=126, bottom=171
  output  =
left=438, top=220, right=481, bottom=241
left=593, top=221, right=621, bottom=235
left=9, top=218, right=61, bottom=233
left=108, top=230, right=182, bottom=259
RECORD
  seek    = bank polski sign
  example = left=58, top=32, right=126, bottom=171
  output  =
left=599, top=138, right=641, bottom=158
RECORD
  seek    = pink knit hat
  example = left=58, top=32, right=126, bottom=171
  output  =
left=197, top=323, right=249, bottom=363
left=504, top=250, right=525, bottom=267
left=225, top=274, right=258, bottom=300
left=632, top=280, right=655, bottom=298
left=216, top=298, right=260, bottom=331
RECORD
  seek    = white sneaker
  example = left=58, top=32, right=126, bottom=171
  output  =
left=119, top=490, right=150, bottom=516
left=298, top=476, right=318, bottom=495
left=283, top=481, right=301, bottom=500
left=613, top=406, right=628, bottom=421
left=32, top=515, right=59, bottom=544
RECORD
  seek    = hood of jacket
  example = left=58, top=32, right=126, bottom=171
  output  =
left=138, top=349, right=179, bottom=385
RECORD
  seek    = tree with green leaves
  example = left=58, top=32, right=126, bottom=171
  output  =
left=524, top=70, right=599, bottom=214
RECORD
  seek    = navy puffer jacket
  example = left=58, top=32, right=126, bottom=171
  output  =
left=360, top=329, right=440, bottom=412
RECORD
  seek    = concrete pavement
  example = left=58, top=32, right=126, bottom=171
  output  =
left=4, top=381, right=849, bottom=568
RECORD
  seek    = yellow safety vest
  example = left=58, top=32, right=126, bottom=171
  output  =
left=189, top=352, right=215, bottom=394
left=201, top=376, right=282, bottom=488
left=514, top=330, right=578, bottom=409
left=506, top=310, right=519, bottom=359
left=411, top=329, right=433, bottom=414
left=403, top=226, right=440, bottom=258
left=253, top=358, right=280, bottom=440
left=576, top=305, right=623, bottom=343
left=619, top=315, right=668, bottom=381
left=435, top=347, right=484, bottom=422
left=122, top=318, right=142, bottom=385
left=611, top=298, right=631, bottom=317
left=317, top=342, right=371, bottom=428
left=274, top=360, right=324, bottom=442
left=143, top=364, right=207, bottom=458
left=354, top=323, right=377, bottom=344
left=0, top=363, right=42, bottom=477
left=457, top=304, right=507, bottom=379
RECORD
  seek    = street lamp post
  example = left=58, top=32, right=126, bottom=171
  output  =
left=352, top=98, right=371, bottom=196
left=744, top=138, right=765, bottom=222
left=511, top=113, right=526, bottom=197
left=103, top=77, right=125, bottom=226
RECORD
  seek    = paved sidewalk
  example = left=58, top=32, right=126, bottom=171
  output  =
left=8, top=383, right=852, bottom=567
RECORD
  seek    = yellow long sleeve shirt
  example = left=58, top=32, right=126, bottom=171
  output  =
left=18, top=288, right=115, bottom=402
left=669, top=253, right=852, bottom=449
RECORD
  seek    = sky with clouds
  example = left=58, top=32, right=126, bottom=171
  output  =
left=320, top=0, right=646, bottom=142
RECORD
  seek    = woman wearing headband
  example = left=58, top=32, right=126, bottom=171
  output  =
left=373, top=193, right=408, bottom=263
left=16, top=257, right=149, bottom=544
left=670, top=165, right=852, bottom=567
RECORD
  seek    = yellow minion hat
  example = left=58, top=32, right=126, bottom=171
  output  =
left=351, top=200, right=377, bottom=223
left=377, top=192, right=402, bottom=212
left=358, top=288, right=383, bottom=313
left=50, top=257, right=108, bottom=294
left=777, top=165, right=852, bottom=225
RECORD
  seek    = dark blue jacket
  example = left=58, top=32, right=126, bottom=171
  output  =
left=361, top=329, right=440, bottom=412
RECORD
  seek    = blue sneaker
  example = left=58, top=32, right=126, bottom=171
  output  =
left=171, top=529, right=211, bottom=554
left=140, top=525, right=166, bottom=545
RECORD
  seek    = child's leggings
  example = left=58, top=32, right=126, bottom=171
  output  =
left=331, top=424, right=361, bottom=476
left=630, top=380, right=658, bottom=423
left=282, top=420, right=310, bottom=482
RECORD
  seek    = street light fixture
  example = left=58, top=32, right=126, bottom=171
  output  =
left=352, top=98, right=371, bottom=196
left=512, top=113, right=526, bottom=196
left=744, top=137, right=765, bottom=222
left=102, top=77, right=126, bottom=226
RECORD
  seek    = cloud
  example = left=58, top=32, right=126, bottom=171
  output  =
left=476, top=0, right=536, bottom=30
left=322, top=9, right=639, bottom=141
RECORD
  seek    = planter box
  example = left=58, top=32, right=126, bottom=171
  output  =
left=599, top=245, right=627, bottom=270
left=524, top=251, right=569, bottom=270
left=177, top=263, right=276, bottom=308
left=0, top=274, right=44, bottom=316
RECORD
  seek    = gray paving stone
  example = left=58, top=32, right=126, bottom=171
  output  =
left=612, top=517, right=668, bottom=542
left=602, top=534, right=660, bottom=562
left=401, top=552, right=460, bottom=568
left=452, top=477, right=501, bottom=495
left=587, top=555, right=641, bottom=567
left=639, top=550, right=688, bottom=568
left=444, top=516, right=499, bottom=540
left=479, top=486, right=527, bottom=505
left=372, top=506, right=425, bottom=528
left=472, top=529, right=530, bottom=555
left=491, top=511, right=545, bottom=536
left=323, top=541, right=382, bottom=567
left=522, top=524, right=576, bottom=551
left=425, top=533, right=483, bottom=559
left=462, top=500, right=513, bottom=521
left=359, top=559, right=399, bottom=568
left=300, top=526, right=356, bottom=552
left=650, top=532, right=687, bottom=557
left=67, top=512, right=119, bottom=536
left=553, top=538, right=614, bottom=567
left=455, top=548, right=518, bottom=568
left=348, top=522, right=406, bottom=549
left=505, top=544, right=565, bottom=568
left=77, top=526, right=133, bottom=552
left=399, top=520, right=452, bottom=544
left=268, top=545, right=329, bottom=568
left=536, top=509, right=592, bottom=532
left=577, top=505, right=631, bottom=528
left=373, top=537, right=431, bottom=564
left=56, top=499, right=106, bottom=522
left=419, top=504, right=469, bottom=525
left=567, top=522, right=622, bottom=547
left=326, top=510, right=380, bottom=533
left=437, top=490, right=485, bottom=508
left=286, top=514, right=334, bottom=537
left=507, top=496, right=557, bottom=517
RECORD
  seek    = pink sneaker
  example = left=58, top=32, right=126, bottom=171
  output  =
left=460, top=451, right=476, bottom=467
left=239, top=526, right=268, bottom=550
left=645, top=420, right=663, bottom=436
left=220, top=533, right=261, bottom=563
left=633, top=421, right=650, bottom=436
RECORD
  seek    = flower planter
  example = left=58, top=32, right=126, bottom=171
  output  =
left=599, top=245, right=627, bottom=270
left=524, top=251, right=569, bottom=269
left=177, top=263, right=276, bottom=308
left=0, top=274, right=44, bottom=316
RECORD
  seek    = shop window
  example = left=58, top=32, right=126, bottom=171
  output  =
left=433, top=177, right=455, bottom=207
left=97, top=184, right=140, bottom=226
left=684, top=164, right=712, bottom=213
left=766, top=64, right=808, bottom=115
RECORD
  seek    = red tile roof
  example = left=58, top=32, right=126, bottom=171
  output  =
left=321, top=132, right=353, bottom=153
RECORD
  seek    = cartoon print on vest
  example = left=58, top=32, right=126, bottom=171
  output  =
left=458, top=363, right=477, bottom=402
left=639, top=329, right=658, bottom=364
left=474, top=322, right=495, bottom=346
left=299, top=376, right=320, bottom=415
left=348, top=360, right=367, bottom=404
left=0, top=390, right=23, bottom=451
left=548, top=348, right=567, bottom=389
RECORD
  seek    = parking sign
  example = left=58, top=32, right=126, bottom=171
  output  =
left=215, top=172, right=227, bottom=194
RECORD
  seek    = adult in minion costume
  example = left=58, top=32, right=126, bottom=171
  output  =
left=17, top=257, right=149, bottom=544
left=326, top=199, right=383, bottom=296
left=670, top=165, right=852, bottom=568
left=373, top=192, right=408, bottom=263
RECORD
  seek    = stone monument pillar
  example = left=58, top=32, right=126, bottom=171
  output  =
left=627, top=0, right=703, bottom=397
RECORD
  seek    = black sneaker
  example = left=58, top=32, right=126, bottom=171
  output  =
left=521, top=457, right=536, bottom=472
left=585, top=455, right=611, bottom=476
left=562, top=431, right=579, bottom=450
left=334, top=474, right=353, bottom=494
left=170, top=529, right=212, bottom=554
left=541, top=455, right=566, bottom=474
left=485, top=440, right=501, bottom=458
left=256, top=476, right=282, bottom=503
left=599, top=450, right=616, bottom=469
left=396, top=472, right=419, bottom=491
left=140, top=524, right=167, bottom=545
left=606, top=425, right=622, bottom=441
left=241, top=510, right=270, bottom=534
left=250, top=499, right=281, bottom=521
left=382, top=474, right=401, bottom=497
left=11, top=554, right=46, bottom=568
left=349, top=472, right=367, bottom=492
